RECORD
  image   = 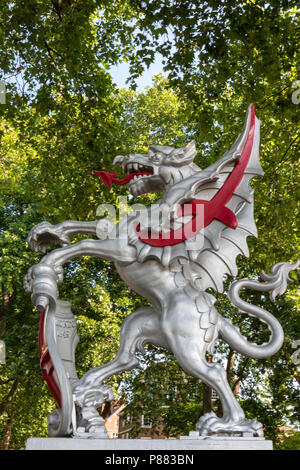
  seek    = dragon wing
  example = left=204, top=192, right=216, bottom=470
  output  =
left=129, top=105, right=263, bottom=294
left=181, top=104, right=263, bottom=293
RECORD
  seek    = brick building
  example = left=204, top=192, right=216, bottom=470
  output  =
left=104, top=404, right=126, bottom=439
left=104, top=402, right=177, bottom=439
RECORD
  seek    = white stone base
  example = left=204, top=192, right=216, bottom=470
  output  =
left=26, top=437, right=273, bottom=450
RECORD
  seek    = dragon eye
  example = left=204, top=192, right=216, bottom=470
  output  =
left=149, top=153, right=161, bottom=163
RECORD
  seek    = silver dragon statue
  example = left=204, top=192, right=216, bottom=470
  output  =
left=24, top=105, right=298, bottom=439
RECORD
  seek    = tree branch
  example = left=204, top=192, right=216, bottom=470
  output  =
left=0, top=378, right=15, bottom=386
left=277, top=133, right=300, bottom=168
left=0, top=288, right=15, bottom=339
left=0, top=409, right=16, bottom=450
left=268, top=133, right=300, bottom=195
left=226, top=347, right=236, bottom=384
left=44, top=41, right=63, bottom=59
left=0, top=375, right=23, bottom=417
left=232, top=358, right=250, bottom=393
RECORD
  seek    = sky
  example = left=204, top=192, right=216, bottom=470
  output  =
left=109, top=54, right=166, bottom=91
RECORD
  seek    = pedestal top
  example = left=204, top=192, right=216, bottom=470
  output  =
left=26, top=437, right=273, bottom=451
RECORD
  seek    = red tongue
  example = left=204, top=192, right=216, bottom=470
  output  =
left=93, top=170, right=152, bottom=189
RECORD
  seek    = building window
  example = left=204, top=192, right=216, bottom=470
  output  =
left=211, top=389, right=218, bottom=401
left=141, top=415, right=152, bottom=428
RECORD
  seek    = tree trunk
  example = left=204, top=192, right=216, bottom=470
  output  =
left=231, top=357, right=250, bottom=395
left=0, top=286, right=14, bottom=339
left=233, top=379, right=241, bottom=395
left=0, top=375, right=23, bottom=417
left=202, top=353, right=212, bottom=414
left=226, top=348, right=236, bottom=385
left=1, top=409, right=16, bottom=450
left=216, top=348, right=236, bottom=417
left=100, top=401, right=114, bottom=419
left=202, top=384, right=212, bottom=415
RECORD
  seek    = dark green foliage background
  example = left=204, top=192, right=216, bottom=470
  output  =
left=0, top=0, right=299, bottom=449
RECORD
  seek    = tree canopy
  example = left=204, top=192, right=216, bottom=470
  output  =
left=0, top=0, right=299, bottom=449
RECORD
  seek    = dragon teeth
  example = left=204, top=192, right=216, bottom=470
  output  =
left=133, top=174, right=150, bottom=181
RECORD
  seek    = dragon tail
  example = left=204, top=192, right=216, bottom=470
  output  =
left=219, top=261, right=299, bottom=359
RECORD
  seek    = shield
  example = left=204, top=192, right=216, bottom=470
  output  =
left=38, top=299, right=79, bottom=436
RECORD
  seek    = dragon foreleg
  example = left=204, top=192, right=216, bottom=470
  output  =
left=24, top=236, right=137, bottom=437
left=219, top=261, right=299, bottom=359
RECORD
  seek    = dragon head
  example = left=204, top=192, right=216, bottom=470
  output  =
left=94, top=141, right=199, bottom=197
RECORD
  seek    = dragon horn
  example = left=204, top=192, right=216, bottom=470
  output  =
left=112, top=155, right=124, bottom=167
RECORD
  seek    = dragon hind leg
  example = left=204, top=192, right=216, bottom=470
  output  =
left=173, top=342, right=263, bottom=436
left=73, top=306, right=167, bottom=408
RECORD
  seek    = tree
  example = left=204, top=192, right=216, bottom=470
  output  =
left=0, top=0, right=299, bottom=449
left=278, top=431, right=300, bottom=450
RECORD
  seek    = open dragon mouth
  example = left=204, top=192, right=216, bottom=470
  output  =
left=93, top=163, right=153, bottom=189
left=125, top=162, right=153, bottom=176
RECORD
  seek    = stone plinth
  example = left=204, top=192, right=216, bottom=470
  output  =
left=26, top=437, right=273, bottom=450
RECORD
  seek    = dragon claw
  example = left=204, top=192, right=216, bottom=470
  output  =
left=196, top=413, right=263, bottom=437
left=27, top=221, right=70, bottom=252
left=23, top=267, right=34, bottom=294
left=23, top=263, right=63, bottom=296
left=73, top=382, right=114, bottom=409
left=196, top=411, right=216, bottom=427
